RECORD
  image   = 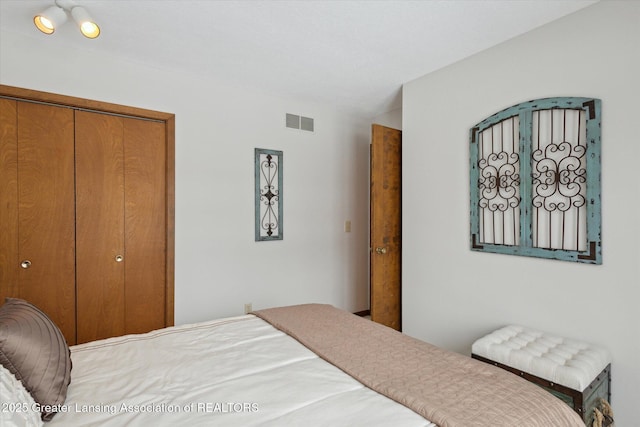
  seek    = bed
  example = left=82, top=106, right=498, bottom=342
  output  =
left=1, top=299, right=585, bottom=427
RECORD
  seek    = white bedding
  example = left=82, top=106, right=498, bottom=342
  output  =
left=47, top=315, right=434, bottom=426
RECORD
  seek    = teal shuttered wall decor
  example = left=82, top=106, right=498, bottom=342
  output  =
left=470, top=97, right=602, bottom=264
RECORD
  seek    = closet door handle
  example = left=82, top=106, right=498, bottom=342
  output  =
left=115, top=255, right=124, bottom=263
left=20, top=260, right=32, bottom=269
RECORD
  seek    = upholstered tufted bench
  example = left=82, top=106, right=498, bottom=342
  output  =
left=472, top=325, right=611, bottom=424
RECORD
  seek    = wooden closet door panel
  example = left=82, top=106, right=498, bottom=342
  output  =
left=17, top=102, right=76, bottom=343
left=0, top=99, right=19, bottom=301
left=75, top=111, right=126, bottom=343
left=124, top=118, right=166, bottom=334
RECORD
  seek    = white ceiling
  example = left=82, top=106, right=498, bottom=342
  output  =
left=0, top=0, right=598, bottom=118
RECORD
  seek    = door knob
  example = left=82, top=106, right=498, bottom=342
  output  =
left=115, top=255, right=124, bottom=262
left=20, top=260, right=32, bottom=269
left=375, top=247, right=387, bottom=254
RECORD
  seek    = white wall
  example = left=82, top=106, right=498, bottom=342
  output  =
left=403, top=1, right=639, bottom=424
left=373, top=107, right=403, bottom=130
left=0, top=29, right=371, bottom=324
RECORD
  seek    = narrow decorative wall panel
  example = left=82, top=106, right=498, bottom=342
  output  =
left=255, top=148, right=283, bottom=241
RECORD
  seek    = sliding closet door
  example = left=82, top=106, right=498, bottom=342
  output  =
left=0, top=101, right=76, bottom=343
left=76, top=112, right=167, bottom=342
left=19, top=102, right=76, bottom=343
left=124, top=118, right=166, bottom=335
left=75, top=111, right=126, bottom=343
left=1, top=84, right=174, bottom=345
left=0, top=99, right=18, bottom=302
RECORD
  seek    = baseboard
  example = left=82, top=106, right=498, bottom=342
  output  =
left=353, top=309, right=371, bottom=317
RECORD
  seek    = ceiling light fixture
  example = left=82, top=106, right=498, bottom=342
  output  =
left=33, top=5, right=67, bottom=35
left=34, top=0, right=100, bottom=39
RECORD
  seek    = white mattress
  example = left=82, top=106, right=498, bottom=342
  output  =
left=48, top=315, right=434, bottom=426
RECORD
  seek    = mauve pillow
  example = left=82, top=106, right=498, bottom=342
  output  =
left=0, top=298, right=72, bottom=421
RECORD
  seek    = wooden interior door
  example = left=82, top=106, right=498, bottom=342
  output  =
left=5, top=101, right=76, bottom=343
left=370, top=124, right=402, bottom=330
left=75, top=111, right=126, bottom=343
left=123, top=117, right=167, bottom=335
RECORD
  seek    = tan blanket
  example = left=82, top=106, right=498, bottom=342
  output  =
left=253, top=304, right=585, bottom=427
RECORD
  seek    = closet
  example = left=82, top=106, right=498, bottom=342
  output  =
left=0, top=85, right=174, bottom=345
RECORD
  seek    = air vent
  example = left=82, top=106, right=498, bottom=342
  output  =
left=286, top=113, right=314, bottom=132
left=300, top=116, right=314, bottom=132
left=286, top=113, right=300, bottom=129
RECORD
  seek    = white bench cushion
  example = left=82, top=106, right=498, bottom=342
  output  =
left=472, top=325, right=611, bottom=391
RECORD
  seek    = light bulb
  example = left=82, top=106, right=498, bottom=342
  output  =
left=71, top=6, right=100, bottom=39
left=80, top=21, right=100, bottom=38
left=34, top=16, right=54, bottom=33
left=33, top=5, right=67, bottom=35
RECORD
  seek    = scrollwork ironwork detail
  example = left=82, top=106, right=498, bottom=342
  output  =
left=478, top=150, right=521, bottom=212
left=532, top=141, right=586, bottom=213
left=255, top=148, right=283, bottom=241
left=259, top=154, right=279, bottom=236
